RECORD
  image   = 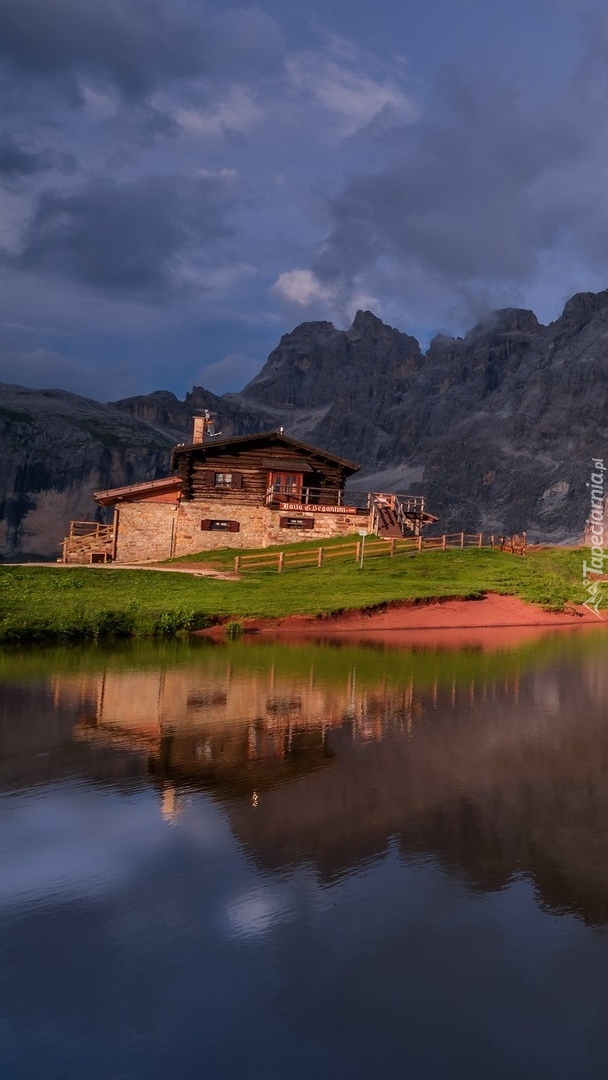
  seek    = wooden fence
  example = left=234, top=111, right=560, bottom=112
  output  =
left=234, top=532, right=526, bottom=573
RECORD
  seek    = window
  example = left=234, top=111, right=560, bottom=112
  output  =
left=271, top=471, right=303, bottom=497
left=214, top=472, right=233, bottom=488
left=210, top=471, right=242, bottom=489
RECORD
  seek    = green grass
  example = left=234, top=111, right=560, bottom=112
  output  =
left=0, top=567, right=214, bottom=643
left=166, top=532, right=366, bottom=570
left=0, top=540, right=595, bottom=645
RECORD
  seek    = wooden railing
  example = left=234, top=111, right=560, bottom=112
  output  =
left=394, top=495, right=426, bottom=535
left=61, top=520, right=114, bottom=564
left=66, top=520, right=113, bottom=540
left=368, top=492, right=426, bottom=514
left=266, top=485, right=367, bottom=508
left=234, top=532, right=526, bottom=573
left=368, top=492, right=428, bottom=535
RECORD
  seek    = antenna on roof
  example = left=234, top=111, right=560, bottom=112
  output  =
left=205, top=408, right=222, bottom=437
left=192, top=409, right=222, bottom=443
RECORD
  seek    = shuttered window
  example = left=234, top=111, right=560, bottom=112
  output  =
left=280, top=516, right=315, bottom=529
left=201, top=519, right=240, bottom=532
left=213, top=471, right=242, bottom=489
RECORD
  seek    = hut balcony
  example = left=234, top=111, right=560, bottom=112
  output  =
left=266, top=483, right=360, bottom=509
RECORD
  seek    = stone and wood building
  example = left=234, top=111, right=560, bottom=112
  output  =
left=60, top=419, right=436, bottom=564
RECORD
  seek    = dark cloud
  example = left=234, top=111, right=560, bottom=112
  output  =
left=0, top=0, right=605, bottom=401
left=0, top=0, right=204, bottom=102
left=0, top=0, right=285, bottom=105
left=12, top=173, right=239, bottom=296
left=0, top=136, right=76, bottom=185
left=312, top=62, right=601, bottom=302
left=0, top=135, right=46, bottom=179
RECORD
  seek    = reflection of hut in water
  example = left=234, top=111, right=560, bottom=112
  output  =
left=66, top=663, right=350, bottom=734
left=66, top=661, right=351, bottom=801
left=148, top=724, right=335, bottom=801
left=49, top=641, right=608, bottom=926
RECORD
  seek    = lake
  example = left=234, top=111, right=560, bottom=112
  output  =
left=2, top=627, right=608, bottom=1079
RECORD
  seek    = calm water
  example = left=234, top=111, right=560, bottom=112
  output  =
left=2, top=629, right=608, bottom=1079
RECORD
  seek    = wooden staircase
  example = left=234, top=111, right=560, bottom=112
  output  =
left=370, top=493, right=436, bottom=539
left=60, top=521, right=114, bottom=564
left=375, top=503, right=402, bottom=538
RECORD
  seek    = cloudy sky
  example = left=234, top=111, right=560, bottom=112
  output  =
left=1, top=0, right=607, bottom=401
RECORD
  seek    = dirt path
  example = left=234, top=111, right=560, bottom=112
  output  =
left=13, top=561, right=238, bottom=580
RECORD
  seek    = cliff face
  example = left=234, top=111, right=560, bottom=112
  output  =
left=228, top=310, right=424, bottom=461
left=0, top=384, right=271, bottom=560
left=2, top=289, right=608, bottom=558
left=0, top=386, right=176, bottom=559
left=231, top=297, right=608, bottom=541
left=242, top=311, right=422, bottom=408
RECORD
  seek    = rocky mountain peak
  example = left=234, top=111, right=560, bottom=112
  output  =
left=349, top=309, right=386, bottom=332
left=239, top=309, right=423, bottom=413
left=559, top=290, right=608, bottom=331
left=465, top=307, right=543, bottom=342
left=492, top=308, right=544, bottom=335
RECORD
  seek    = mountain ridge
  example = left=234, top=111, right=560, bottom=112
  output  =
left=2, top=289, right=607, bottom=557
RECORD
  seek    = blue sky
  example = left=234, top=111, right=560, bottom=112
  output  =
left=0, top=0, right=606, bottom=401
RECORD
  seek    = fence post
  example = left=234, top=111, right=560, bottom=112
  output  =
left=390, top=538, right=395, bottom=557
left=442, top=534, right=446, bottom=550
left=417, top=534, right=422, bottom=553
left=490, top=534, right=494, bottom=549
left=355, top=542, right=361, bottom=562
left=460, top=532, right=465, bottom=548
left=478, top=532, right=483, bottom=547
left=278, top=552, right=284, bottom=573
left=234, top=556, right=240, bottom=573
left=317, top=547, right=323, bottom=567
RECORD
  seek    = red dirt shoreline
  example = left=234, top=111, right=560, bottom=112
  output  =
left=197, top=593, right=607, bottom=650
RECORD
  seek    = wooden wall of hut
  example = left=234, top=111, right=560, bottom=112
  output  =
left=174, top=445, right=348, bottom=504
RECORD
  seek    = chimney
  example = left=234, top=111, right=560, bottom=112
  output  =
left=192, top=415, right=206, bottom=444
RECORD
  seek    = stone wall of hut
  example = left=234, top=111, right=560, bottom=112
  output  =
left=113, top=497, right=369, bottom=562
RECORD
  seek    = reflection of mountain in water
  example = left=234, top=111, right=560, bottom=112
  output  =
left=7, top=633, right=608, bottom=925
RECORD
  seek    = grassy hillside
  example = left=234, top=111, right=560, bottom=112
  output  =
left=0, top=538, right=591, bottom=644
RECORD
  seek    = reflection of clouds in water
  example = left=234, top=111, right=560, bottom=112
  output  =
left=225, top=871, right=330, bottom=939
left=0, top=783, right=226, bottom=911
left=226, top=884, right=293, bottom=938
